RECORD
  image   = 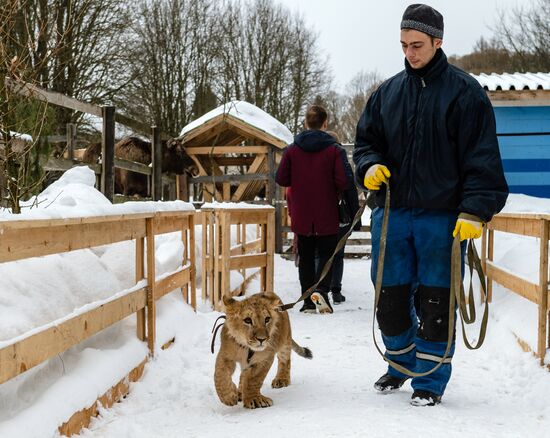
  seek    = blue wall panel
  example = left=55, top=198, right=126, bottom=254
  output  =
left=494, top=106, right=550, bottom=198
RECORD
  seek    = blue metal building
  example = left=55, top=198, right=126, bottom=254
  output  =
left=473, top=72, right=550, bottom=198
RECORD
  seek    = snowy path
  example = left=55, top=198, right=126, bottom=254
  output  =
left=81, top=256, right=550, bottom=438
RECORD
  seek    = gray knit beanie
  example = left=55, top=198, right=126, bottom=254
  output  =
left=401, top=4, right=444, bottom=39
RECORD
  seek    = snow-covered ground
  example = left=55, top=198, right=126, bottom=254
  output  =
left=1, top=166, right=550, bottom=437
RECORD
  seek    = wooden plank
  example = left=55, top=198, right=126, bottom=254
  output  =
left=229, top=253, right=267, bottom=270
left=537, top=220, right=549, bottom=363
left=488, top=216, right=542, bottom=237
left=102, top=106, right=116, bottom=202
left=154, top=215, right=188, bottom=235
left=189, top=214, right=197, bottom=310
left=213, top=157, right=255, bottom=166
left=156, top=267, right=191, bottom=299
left=201, top=211, right=208, bottom=304
left=266, top=210, right=275, bottom=292
left=191, top=173, right=268, bottom=183
left=180, top=114, right=226, bottom=144
left=66, top=123, right=76, bottom=160
left=231, top=154, right=266, bottom=202
left=146, top=218, right=156, bottom=355
left=43, top=157, right=101, bottom=174
left=0, top=218, right=147, bottom=262
left=221, top=212, right=231, bottom=299
left=0, top=287, right=147, bottom=384
left=185, top=146, right=269, bottom=155
left=136, top=237, right=146, bottom=341
left=5, top=77, right=102, bottom=116
left=486, top=261, right=539, bottom=303
left=228, top=210, right=270, bottom=225
left=114, top=158, right=152, bottom=175
left=226, top=116, right=288, bottom=149
left=489, top=89, right=550, bottom=106
left=58, top=358, right=147, bottom=437
left=230, top=238, right=262, bottom=256
left=152, top=126, right=162, bottom=201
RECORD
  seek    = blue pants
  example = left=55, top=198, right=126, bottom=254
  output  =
left=370, top=207, right=464, bottom=396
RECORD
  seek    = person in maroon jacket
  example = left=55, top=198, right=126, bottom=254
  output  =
left=276, top=105, right=349, bottom=313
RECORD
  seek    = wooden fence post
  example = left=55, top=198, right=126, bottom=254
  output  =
left=266, top=209, right=275, bottom=292
left=146, top=217, right=156, bottom=355
left=177, top=174, right=189, bottom=201
left=538, top=219, right=549, bottom=365
left=136, top=236, right=146, bottom=341
left=101, top=106, right=115, bottom=202
left=152, top=126, right=162, bottom=201
left=66, top=123, right=77, bottom=160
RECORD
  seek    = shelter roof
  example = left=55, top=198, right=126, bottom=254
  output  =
left=178, top=101, right=293, bottom=148
left=471, top=72, right=550, bottom=91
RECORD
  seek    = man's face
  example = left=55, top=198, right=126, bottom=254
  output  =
left=400, top=29, right=442, bottom=69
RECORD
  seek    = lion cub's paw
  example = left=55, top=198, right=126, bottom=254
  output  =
left=219, top=389, right=239, bottom=406
left=271, top=377, right=290, bottom=388
left=243, top=395, right=273, bottom=409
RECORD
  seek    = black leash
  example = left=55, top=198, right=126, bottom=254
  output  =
left=278, top=201, right=367, bottom=312
left=210, top=315, right=226, bottom=354
left=371, top=183, right=489, bottom=378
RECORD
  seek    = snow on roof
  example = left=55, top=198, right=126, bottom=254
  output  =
left=471, top=72, right=550, bottom=91
left=0, top=130, right=33, bottom=142
left=179, top=101, right=293, bottom=145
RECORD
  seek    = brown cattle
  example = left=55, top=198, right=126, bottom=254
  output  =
left=82, top=137, right=195, bottom=197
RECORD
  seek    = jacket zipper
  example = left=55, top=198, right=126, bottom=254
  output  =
left=408, top=77, right=426, bottom=204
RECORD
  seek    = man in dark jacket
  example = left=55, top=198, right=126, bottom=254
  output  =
left=353, top=4, right=508, bottom=406
left=276, top=105, right=349, bottom=314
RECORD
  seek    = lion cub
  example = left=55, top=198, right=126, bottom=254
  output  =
left=214, top=292, right=312, bottom=409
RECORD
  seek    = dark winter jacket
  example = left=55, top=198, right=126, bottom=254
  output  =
left=353, top=49, right=508, bottom=222
left=337, top=147, right=362, bottom=231
left=276, top=130, right=349, bottom=236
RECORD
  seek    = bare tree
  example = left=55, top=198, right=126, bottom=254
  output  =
left=120, top=0, right=218, bottom=136
left=492, top=0, right=550, bottom=72
left=216, top=0, right=330, bottom=134
left=1, top=0, right=54, bottom=212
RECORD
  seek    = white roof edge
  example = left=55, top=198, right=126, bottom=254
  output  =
left=178, top=101, right=293, bottom=145
left=471, top=71, right=550, bottom=91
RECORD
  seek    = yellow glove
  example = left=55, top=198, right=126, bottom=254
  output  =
left=364, top=164, right=391, bottom=190
left=453, top=215, right=483, bottom=241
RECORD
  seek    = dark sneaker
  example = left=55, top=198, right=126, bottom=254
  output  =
left=332, top=290, right=346, bottom=304
left=299, top=301, right=317, bottom=314
left=311, top=291, right=333, bottom=314
left=411, top=390, right=442, bottom=406
left=373, top=373, right=409, bottom=392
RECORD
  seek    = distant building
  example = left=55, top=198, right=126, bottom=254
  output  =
left=471, top=72, right=550, bottom=198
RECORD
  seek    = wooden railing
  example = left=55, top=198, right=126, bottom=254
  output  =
left=0, top=210, right=196, bottom=385
left=201, top=206, right=275, bottom=310
left=482, top=212, right=550, bottom=364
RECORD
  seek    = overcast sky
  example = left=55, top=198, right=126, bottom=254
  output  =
left=276, top=0, right=534, bottom=90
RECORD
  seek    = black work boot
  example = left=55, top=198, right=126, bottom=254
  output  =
left=332, top=290, right=346, bottom=304
left=373, top=373, right=409, bottom=392
left=311, top=291, right=333, bottom=314
left=411, top=390, right=442, bottom=406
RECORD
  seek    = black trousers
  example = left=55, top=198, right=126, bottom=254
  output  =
left=297, top=234, right=337, bottom=303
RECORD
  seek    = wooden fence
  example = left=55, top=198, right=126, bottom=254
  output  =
left=5, top=77, right=174, bottom=203
left=0, top=209, right=196, bottom=386
left=482, top=212, right=550, bottom=364
left=201, top=206, right=275, bottom=311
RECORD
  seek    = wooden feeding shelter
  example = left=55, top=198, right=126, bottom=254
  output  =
left=175, top=101, right=293, bottom=204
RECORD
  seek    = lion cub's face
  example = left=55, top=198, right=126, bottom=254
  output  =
left=223, top=293, right=281, bottom=352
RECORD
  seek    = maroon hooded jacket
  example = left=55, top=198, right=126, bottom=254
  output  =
left=276, top=130, right=348, bottom=236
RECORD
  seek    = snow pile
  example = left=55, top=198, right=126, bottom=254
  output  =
left=179, top=101, right=294, bottom=145
left=1, top=171, right=550, bottom=437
